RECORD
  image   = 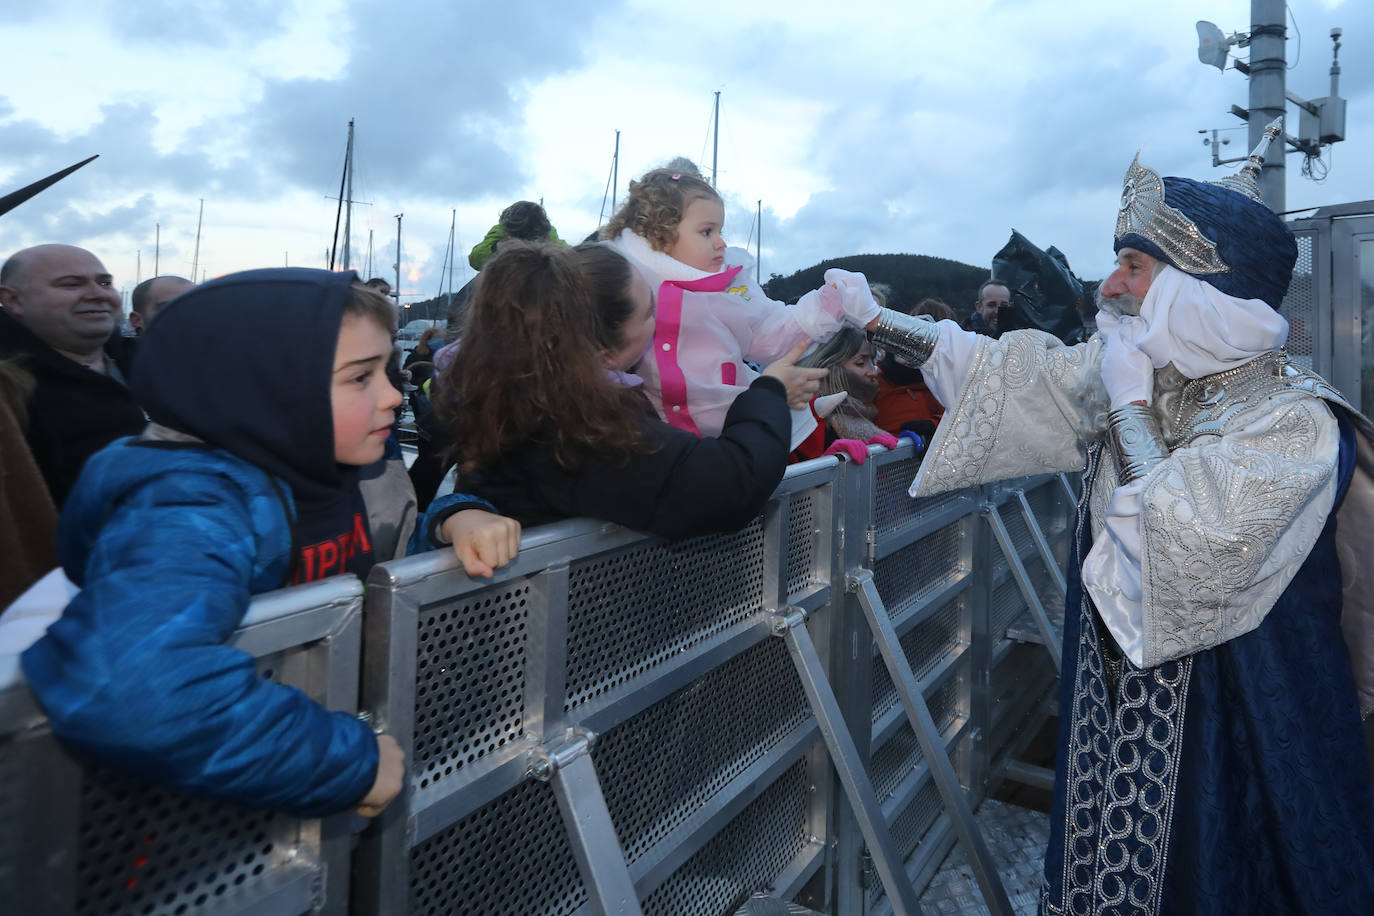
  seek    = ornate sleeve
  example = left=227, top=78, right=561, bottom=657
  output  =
left=910, top=327, right=1108, bottom=497
left=1083, top=394, right=1340, bottom=666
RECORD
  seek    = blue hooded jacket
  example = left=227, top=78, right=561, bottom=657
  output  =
left=20, top=268, right=489, bottom=817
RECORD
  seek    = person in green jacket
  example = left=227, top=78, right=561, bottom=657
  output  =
left=467, top=200, right=563, bottom=271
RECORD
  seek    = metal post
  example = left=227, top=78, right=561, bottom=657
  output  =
left=983, top=504, right=1062, bottom=673
left=190, top=199, right=203, bottom=288
left=394, top=212, right=403, bottom=312
left=850, top=572, right=1015, bottom=916
left=612, top=129, right=620, bottom=211
left=711, top=91, right=720, bottom=188
left=342, top=118, right=354, bottom=270
left=1249, top=0, right=1287, bottom=211
left=770, top=609, right=926, bottom=916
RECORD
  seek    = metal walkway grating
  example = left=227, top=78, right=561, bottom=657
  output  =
left=918, top=799, right=1049, bottom=915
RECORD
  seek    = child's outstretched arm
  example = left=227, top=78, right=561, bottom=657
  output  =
left=21, top=469, right=385, bottom=818
left=730, top=266, right=880, bottom=366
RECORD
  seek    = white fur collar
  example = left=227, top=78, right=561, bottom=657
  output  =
left=611, top=229, right=712, bottom=284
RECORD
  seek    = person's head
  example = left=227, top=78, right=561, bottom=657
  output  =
left=499, top=200, right=553, bottom=242
left=913, top=297, right=955, bottom=323
left=974, top=280, right=1010, bottom=330
left=131, top=269, right=401, bottom=498
left=570, top=242, right=656, bottom=372
left=129, top=275, right=193, bottom=333
left=1098, top=248, right=1165, bottom=316
left=365, top=277, right=392, bottom=298
left=603, top=167, right=726, bottom=272
left=1111, top=146, right=1297, bottom=309
left=414, top=326, right=442, bottom=358
left=798, top=326, right=880, bottom=406
left=444, top=241, right=653, bottom=473
left=0, top=244, right=121, bottom=359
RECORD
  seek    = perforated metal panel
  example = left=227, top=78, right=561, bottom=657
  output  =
left=873, top=456, right=922, bottom=535
left=412, top=584, right=531, bottom=792
left=594, top=637, right=811, bottom=863
left=74, top=770, right=299, bottom=916
left=868, top=779, right=945, bottom=909
left=872, top=522, right=966, bottom=619
left=869, top=678, right=962, bottom=804
left=784, top=489, right=824, bottom=600
left=408, top=778, right=587, bottom=916
left=1283, top=233, right=1317, bottom=369
left=870, top=598, right=964, bottom=727
left=640, top=760, right=811, bottom=916
left=564, top=523, right=766, bottom=711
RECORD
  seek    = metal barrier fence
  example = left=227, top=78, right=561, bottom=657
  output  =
left=2, top=443, right=1073, bottom=916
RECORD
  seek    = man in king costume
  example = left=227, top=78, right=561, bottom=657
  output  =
left=866, top=120, right=1374, bottom=914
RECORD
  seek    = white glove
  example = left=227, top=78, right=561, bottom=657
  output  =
left=1100, top=318, right=1154, bottom=407
left=822, top=268, right=880, bottom=327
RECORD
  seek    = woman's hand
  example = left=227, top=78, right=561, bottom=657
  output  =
left=763, top=341, right=829, bottom=409
left=440, top=509, right=521, bottom=578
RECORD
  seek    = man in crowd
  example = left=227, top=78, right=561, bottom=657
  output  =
left=868, top=121, right=1374, bottom=913
left=962, top=278, right=1009, bottom=337
left=0, top=244, right=146, bottom=505
left=129, top=274, right=192, bottom=334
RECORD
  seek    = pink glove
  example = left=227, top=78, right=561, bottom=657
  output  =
left=822, top=268, right=880, bottom=327
left=1100, top=318, right=1154, bottom=407
left=823, top=439, right=870, bottom=464
left=865, top=433, right=899, bottom=450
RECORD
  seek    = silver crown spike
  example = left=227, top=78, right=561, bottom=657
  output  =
left=1212, top=116, right=1283, bottom=202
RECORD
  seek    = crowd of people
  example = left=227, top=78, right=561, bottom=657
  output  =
left=2, top=137, right=1373, bottom=914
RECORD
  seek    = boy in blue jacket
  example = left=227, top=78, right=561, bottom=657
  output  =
left=21, top=268, right=519, bottom=818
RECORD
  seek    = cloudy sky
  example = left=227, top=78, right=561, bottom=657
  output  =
left=1, top=0, right=1369, bottom=315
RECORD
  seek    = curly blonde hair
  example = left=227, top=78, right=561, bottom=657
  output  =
left=602, top=167, right=721, bottom=252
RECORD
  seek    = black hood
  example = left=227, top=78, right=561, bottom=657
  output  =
left=131, top=267, right=357, bottom=501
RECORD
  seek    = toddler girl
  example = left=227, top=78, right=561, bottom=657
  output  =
left=603, top=165, right=882, bottom=448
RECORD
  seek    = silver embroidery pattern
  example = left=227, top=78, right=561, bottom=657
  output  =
left=1141, top=370, right=1336, bottom=666
left=1090, top=659, right=1191, bottom=916
left=917, top=330, right=1098, bottom=497
left=1053, top=444, right=1194, bottom=916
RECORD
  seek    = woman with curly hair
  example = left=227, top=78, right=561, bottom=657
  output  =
left=434, top=241, right=827, bottom=538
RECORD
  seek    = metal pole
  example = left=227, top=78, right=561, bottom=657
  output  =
left=135, top=250, right=140, bottom=285
left=342, top=118, right=354, bottom=270
left=756, top=200, right=762, bottom=285
left=190, top=199, right=203, bottom=287
left=1249, top=0, right=1286, bottom=211
left=154, top=223, right=159, bottom=275
left=612, top=130, right=620, bottom=211
left=394, top=212, right=403, bottom=313
left=711, top=91, right=720, bottom=188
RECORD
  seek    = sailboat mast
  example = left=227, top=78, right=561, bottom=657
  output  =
left=342, top=118, right=354, bottom=270
left=366, top=230, right=374, bottom=278
left=190, top=199, right=203, bottom=284
left=711, top=91, right=720, bottom=187
left=612, top=130, right=620, bottom=211
left=447, top=209, right=456, bottom=301
left=394, top=212, right=403, bottom=311
left=154, top=223, right=160, bottom=275
left=756, top=200, right=762, bottom=285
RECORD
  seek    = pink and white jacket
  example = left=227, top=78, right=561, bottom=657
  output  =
left=608, top=229, right=860, bottom=449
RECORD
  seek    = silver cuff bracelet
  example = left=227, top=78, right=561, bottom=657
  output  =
left=1106, top=403, right=1169, bottom=483
left=868, top=309, right=940, bottom=367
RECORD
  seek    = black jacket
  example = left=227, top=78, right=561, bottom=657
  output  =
left=466, top=376, right=791, bottom=539
left=0, top=309, right=146, bottom=506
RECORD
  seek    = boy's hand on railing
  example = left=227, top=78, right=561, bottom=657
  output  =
left=441, top=509, right=521, bottom=578
left=763, top=341, right=828, bottom=409
left=356, top=733, right=405, bottom=818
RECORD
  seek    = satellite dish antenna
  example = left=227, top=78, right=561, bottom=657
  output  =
left=1197, top=21, right=1230, bottom=71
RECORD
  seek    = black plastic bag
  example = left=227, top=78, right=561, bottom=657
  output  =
left=991, top=229, right=1087, bottom=345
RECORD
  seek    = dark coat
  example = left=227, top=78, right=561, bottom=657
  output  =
left=465, top=376, right=791, bottom=539
left=0, top=309, right=146, bottom=507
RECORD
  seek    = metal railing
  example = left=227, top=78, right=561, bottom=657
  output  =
left=2, top=442, right=1074, bottom=916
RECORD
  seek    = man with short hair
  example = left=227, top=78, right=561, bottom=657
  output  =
left=129, top=275, right=192, bottom=333
left=963, top=278, right=1009, bottom=337
left=0, top=244, right=146, bottom=505
left=868, top=123, right=1374, bottom=913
